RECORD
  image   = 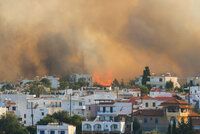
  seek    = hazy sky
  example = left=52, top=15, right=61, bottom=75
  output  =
left=0, top=0, right=200, bottom=81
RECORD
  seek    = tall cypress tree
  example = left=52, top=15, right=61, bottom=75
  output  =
left=142, top=66, right=151, bottom=85
left=167, top=124, right=172, bottom=134
left=172, top=119, right=177, bottom=134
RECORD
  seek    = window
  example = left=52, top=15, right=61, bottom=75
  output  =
left=114, top=124, right=118, bottom=129
left=103, top=107, right=106, bottom=112
left=12, top=106, right=16, bottom=111
left=50, top=130, right=55, bottom=134
left=110, top=116, right=113, bottom=121
left=40, top=130, right=45, bottom=134
left=41, top=112, right=44, bottom=116
left=24, top=114, right=26, bottom=118
left=88, top=106, right=91, bottom=110
left=59, top=131, right=65, bottom=134
left=110, top=107, right=113, bottom=113
left=153, top=102, right=156, bottom=107
left=145, top=103, right=148, bottom=107
left=155, top=118, right=158, bottom=124
left=24, top=120, right=26, bottom=124
left=159, top=78, right=163, bottom=82
left=79, top=102, right=82, bottom=106
left=111, top=124, right=118, bottom=130
left=144, top=118, right=147, bottom=123
left=55, top=102, right=58, bottom=107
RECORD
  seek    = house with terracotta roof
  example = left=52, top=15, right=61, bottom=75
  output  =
left=160, top=99, right=196, bottom=122
left=133, top=109, right=169, bottom=133
left=129, top=95, right=161, bottom=109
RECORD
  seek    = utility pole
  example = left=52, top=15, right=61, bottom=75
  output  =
left=131, top=100, right=134, bottom=134
left=70, top=93, right=72, bottom=117
left=188, top=83, right=191, bottom=104
left=31, top=102, right=34, bottom=126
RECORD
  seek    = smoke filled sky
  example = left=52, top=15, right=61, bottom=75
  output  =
left=0, top=0, right=200, bottom=81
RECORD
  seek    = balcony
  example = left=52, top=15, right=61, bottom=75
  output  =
left=97, top=111, right=116, bottom=116
left=74, top=106, right=86, bottom=110
left=82, top=121, right=125, bottom=133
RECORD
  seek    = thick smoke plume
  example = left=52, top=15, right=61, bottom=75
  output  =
left=0, top=0, right=200, bottom=81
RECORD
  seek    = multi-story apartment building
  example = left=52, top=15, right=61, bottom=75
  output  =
left=82, top=100, right=130, bottom=134
left=22, top=97, right=63, bottom=126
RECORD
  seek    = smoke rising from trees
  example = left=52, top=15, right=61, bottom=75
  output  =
left=0, top=0, right=200, bottom=80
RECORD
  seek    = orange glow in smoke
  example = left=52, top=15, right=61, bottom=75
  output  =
left=93, top=71, right=113, bottom=87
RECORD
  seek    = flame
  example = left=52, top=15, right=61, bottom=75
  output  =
left=93, top=71, right=113, bottom=87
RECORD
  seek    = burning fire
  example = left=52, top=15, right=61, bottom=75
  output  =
left=93, top=71, right=113, bottom=87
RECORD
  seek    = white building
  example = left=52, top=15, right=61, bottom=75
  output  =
left=147, top=73, right=180, bottom=89
left=0, top=94, right=64, bottom=126
left=82, top=121, right=125, bottom=134
left=187, top=76, right=200, bottom=86
left=97, top=100, right=132, bottom=121
left=135, top=73, right=180, bottom=89
left=187, top=86, right=200, bottom=109
left=22, top=97, right=63, bottom=126
left=118, top=88, right=141, bottom=99
left=149, top=88, right=173, bottom=97
left=82, top=91, right=117, bottom=105
left=61, top=95, right=86, bottom=117
left=37, top=123, right=76, bottom=134
left=82, top=99, right=128, bottom=134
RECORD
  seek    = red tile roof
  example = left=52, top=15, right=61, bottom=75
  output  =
left=189, top=111, right=200, bottom=117
left=129, top=97, right=138, bottom=104
left=155, top=96, right=176, bottom=102
left=140, top=95, right=155, bottom=100
left=133, top=109, right=165, bottom=117
left=160, top=99, right=188, bottom=106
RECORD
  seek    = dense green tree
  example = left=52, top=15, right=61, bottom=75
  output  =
left=59, top=79, right=69, bottom=90
left=77, top=78, right=88, bottom=87
left=132, top=118, right=141, bottom=134
left=40, top=78, right=51, bottom=88
left=51, top=111, right=69, bottom=123
left=177, top=117, right=194, bottom=134
left=26, top=126, right=36, bottom=134
left=166, top=81, right=174, bottom=90
left=0, top=113, right=28, bottom=134
left=112, top=78, right=120, bottom=88
left=168, top=118, right=195, bottom=134
left=127, top=79, right=134, bottom=88
left=2, top=83, right=14, bottom=90
left=120, top=79, right=125, bottom=88
left=167, top=124, right=172, bottom=134
left=139, top=85, right=149, bottom=95
left=175, top=87, right=184, bottom=93
left=28, top=81, right=48, bottom=97
left=172, top=118, right=177, bottom=134
left=142, top=66, right=151, bottom=85
left=37, top=115, right=57, bottom=125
